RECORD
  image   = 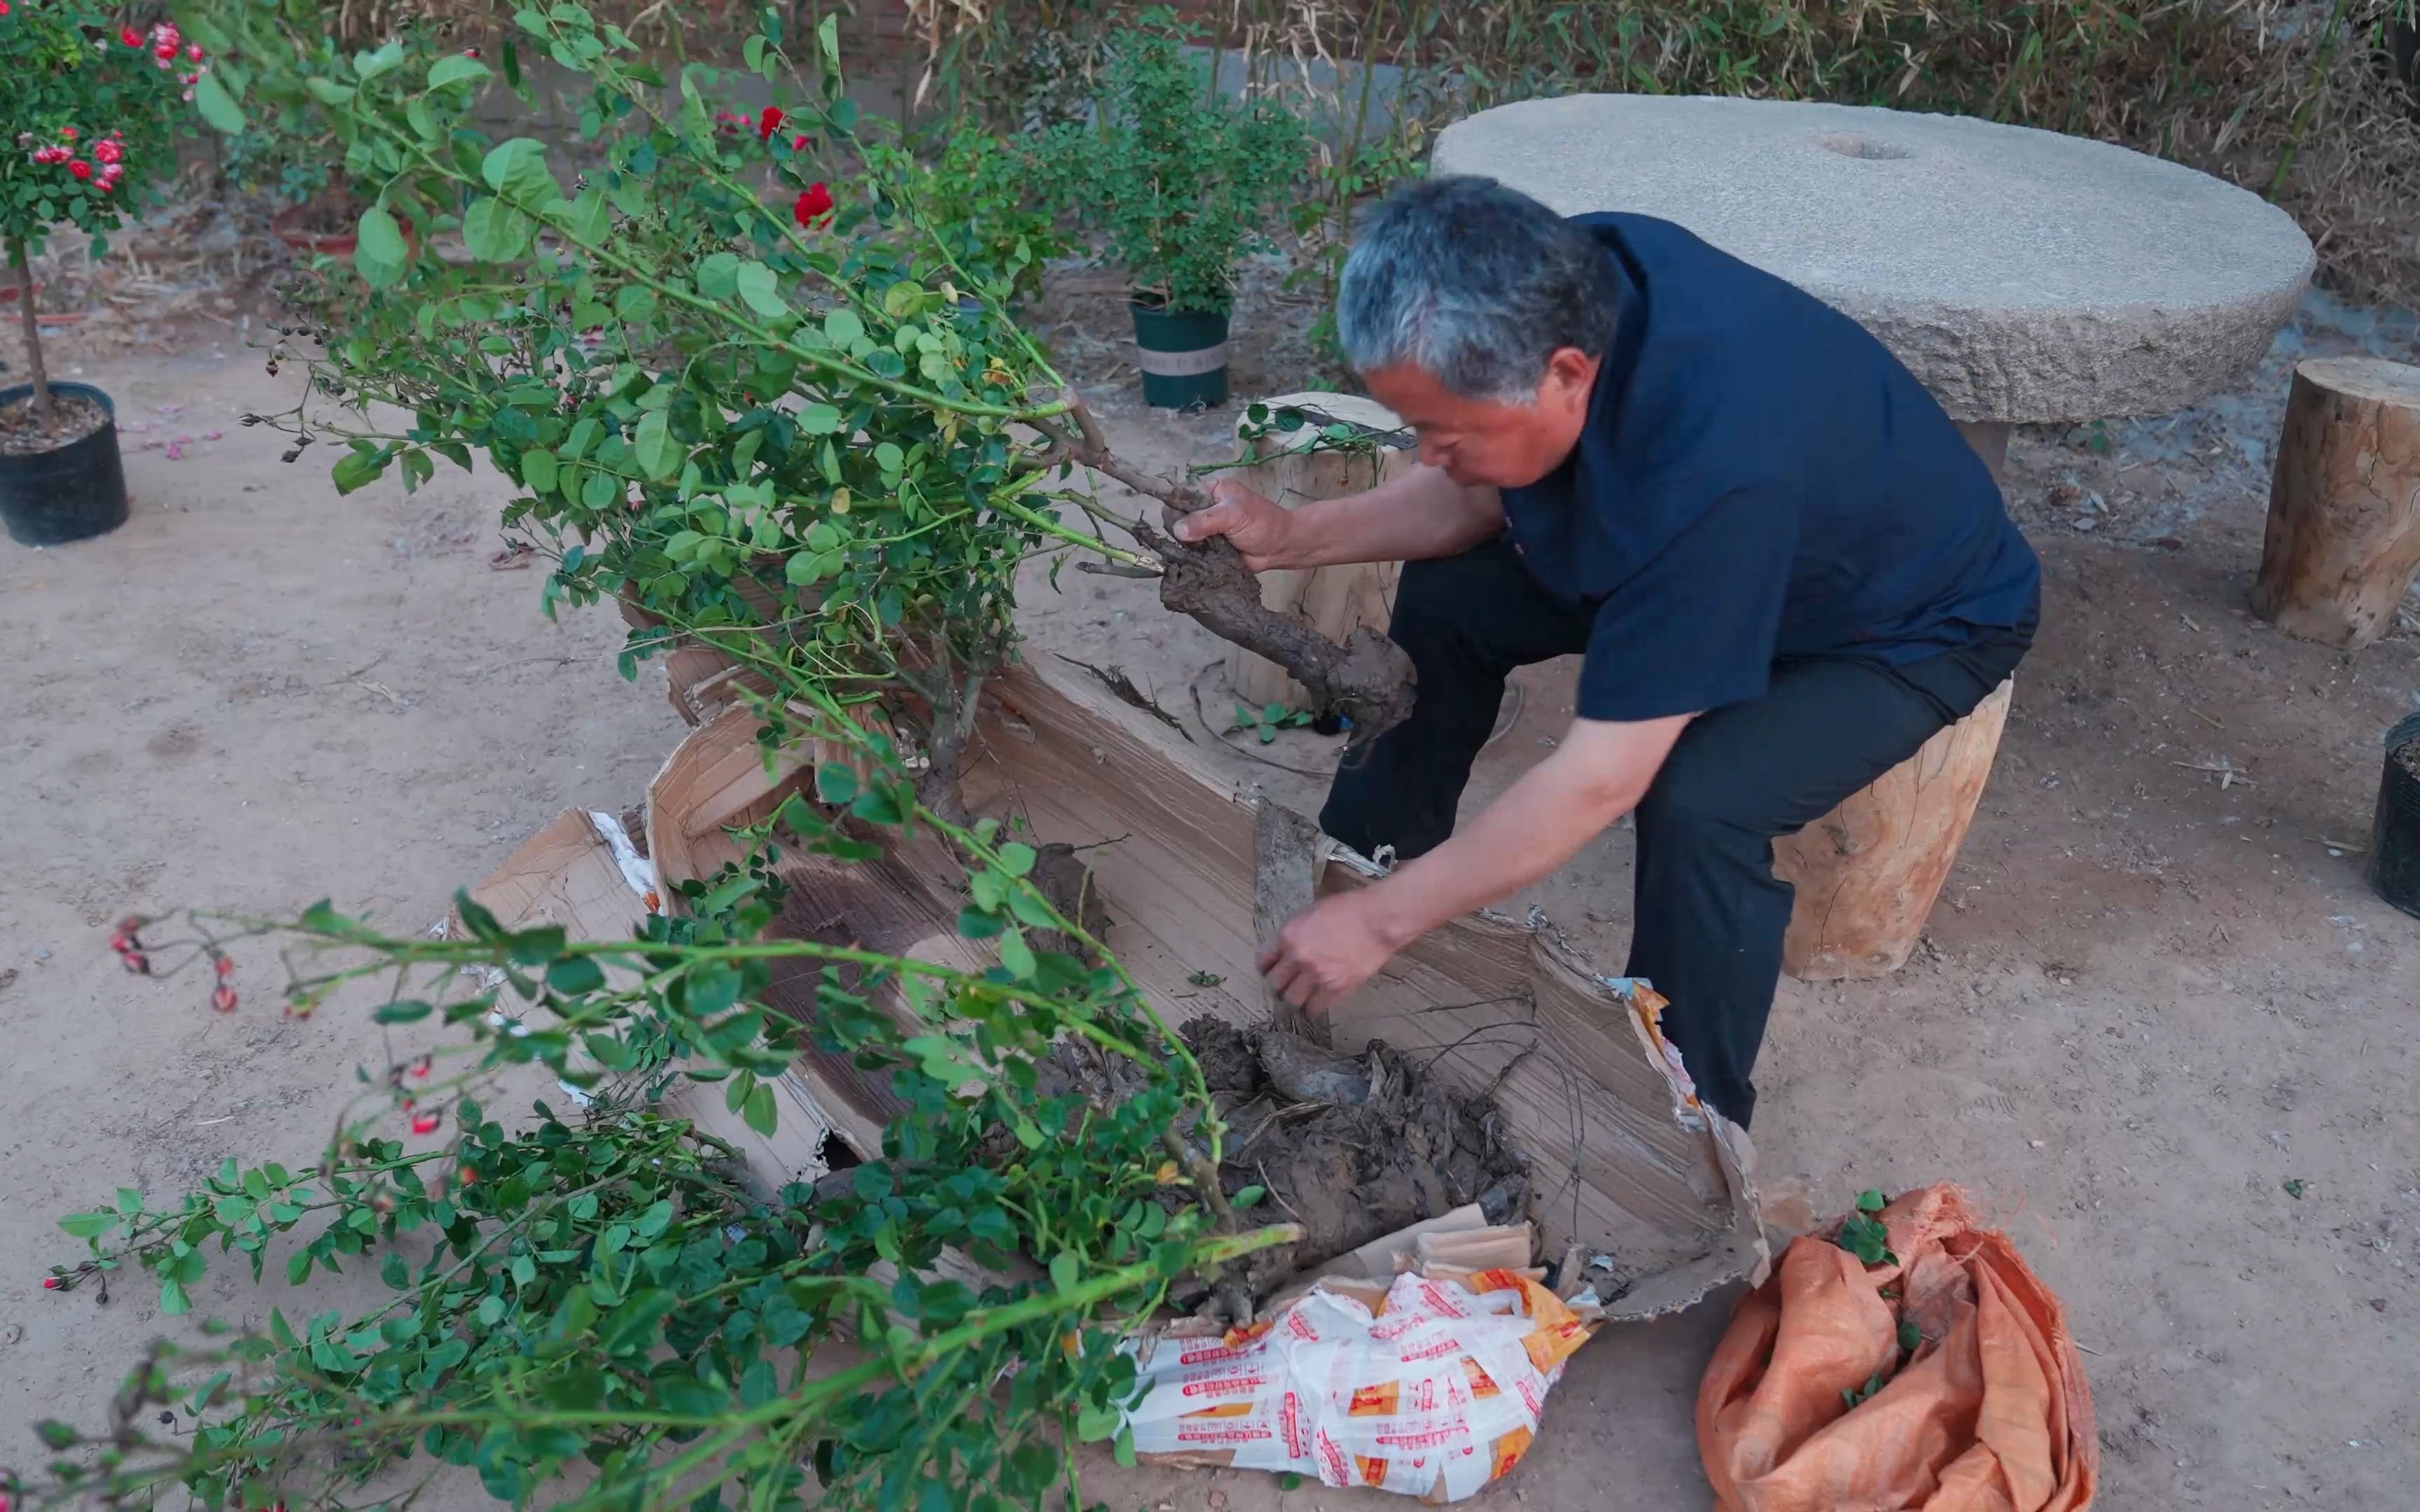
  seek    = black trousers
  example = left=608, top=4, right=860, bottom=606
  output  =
left=1322, top=539, right=2033, bottom=1128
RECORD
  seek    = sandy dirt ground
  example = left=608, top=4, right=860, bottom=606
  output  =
left=4, top=271, right=2418, bottom=1512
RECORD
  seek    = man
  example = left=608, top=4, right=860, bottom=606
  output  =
left=1177, top=176, right=2039, bottom=1128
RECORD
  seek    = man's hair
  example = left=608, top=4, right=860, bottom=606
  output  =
left=1336, top=176, right=1625, bottom=401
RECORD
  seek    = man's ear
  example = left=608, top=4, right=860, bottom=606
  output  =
left=1541, top=346, right=1599, bottom=407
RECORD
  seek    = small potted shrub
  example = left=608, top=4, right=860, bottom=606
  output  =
left=1041, top=12, right=1305, bottom=408
left=1, top=3, right=188, bottom=545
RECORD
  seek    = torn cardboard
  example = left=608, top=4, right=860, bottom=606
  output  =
left=634, top=658, right=1765, bottom=1321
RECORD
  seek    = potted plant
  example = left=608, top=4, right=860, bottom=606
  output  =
left=1, top=3, right=189, bottom=545
left=1040, top=11, right=1305, bottom=408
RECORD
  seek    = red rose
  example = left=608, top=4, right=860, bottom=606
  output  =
left=93, top=140, right=120, bottom=164
left=758, top=106, right=784, bottom=140
left=122, top=24, right=143, bottom=46
left=793, top=181, right=833, bottom=228
left=69, top=160, right=91, bottom=180
left=60, top=127, right=77, bottom=141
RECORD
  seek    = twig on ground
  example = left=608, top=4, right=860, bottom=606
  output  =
left=1054, top=653, right=1191, bottom=741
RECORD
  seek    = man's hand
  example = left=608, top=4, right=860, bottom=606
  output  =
left=1258, top=714, right=1696, bottom=1016
left=1170, top=477, right=1295, bottom=572
left=1258, top=890, right=1402, bottom=1016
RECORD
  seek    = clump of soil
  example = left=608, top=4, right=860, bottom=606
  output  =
left=0, top=390, right=109, bottom=457
left=1180, top=1016, right=1528, bottom=1282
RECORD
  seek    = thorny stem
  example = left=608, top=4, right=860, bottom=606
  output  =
left=8, top=234, right=49, bottom=419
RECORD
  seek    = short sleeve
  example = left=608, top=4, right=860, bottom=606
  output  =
left=1575, top=486, right=1797, bottom=722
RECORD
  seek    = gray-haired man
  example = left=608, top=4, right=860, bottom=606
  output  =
left=1177, top=176, right=2038, bottom=1127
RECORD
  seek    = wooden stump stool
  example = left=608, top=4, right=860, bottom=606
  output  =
left=1223, top=393, right=1415, bottom=712
left=1773, top=679, right=2013, bottom=981
left=2252, top=356, right=2420, bottom=650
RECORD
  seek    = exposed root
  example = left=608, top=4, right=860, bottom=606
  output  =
left=1033, top=397, right=1419, bottom=753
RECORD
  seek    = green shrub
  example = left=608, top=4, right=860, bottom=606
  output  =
left=1036, top=10, right=1307, bottom=314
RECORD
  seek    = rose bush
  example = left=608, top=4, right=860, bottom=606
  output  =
left=1, top=0, right=193, bottom=416
left=15, top=6, right=1338, bottom=1508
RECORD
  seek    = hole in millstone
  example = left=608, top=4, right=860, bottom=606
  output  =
left=1812, top=133, right=1913, bottom=160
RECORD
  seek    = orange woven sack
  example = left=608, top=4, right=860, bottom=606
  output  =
left=1697, top=1184, right=2096, bottom=1511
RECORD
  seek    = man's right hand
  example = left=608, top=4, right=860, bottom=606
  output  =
left=1171, top=478, right=1295, bottom=573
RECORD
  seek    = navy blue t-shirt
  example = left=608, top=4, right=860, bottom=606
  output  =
left=1501, top=214, right=2041, bottom=722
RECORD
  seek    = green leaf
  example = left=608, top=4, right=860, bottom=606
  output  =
left=355, top=40, right=405, bottom=80
left=521, top=448, right=559, bottom=494
left=160, top=1276, right=190, bottom=1315
left=34, top=1421, right=77, bottom=1451
left=696, top=251, right=742, bottom=300
left=613, top=284, right=657, bottom=323
left=686, top=962, right=743, bottom=1016
left=797, top=402, right=842, bottom=436
left=997, top=842, right=1036, bottom=877
left=1856, top=1189, right=1887, bottom=1214
left=1898, top=1317, right=1921, bottom=1352
left=58, top=1211, right=118, bottom=1239
left=373, top=1000, right=434, bottom=1024
left=545, top=186, right=611, bottom=246
left=354, top=207, right=409, bottom=289
left=304, top=76, right=356, bottom=106
left=634, top=409, right=679, bottom=480
left=480, top=137, right=564, bottom=210
left=427, top=54, right=493, bottom=90
left=1048, top=1250, right=1079, bottom=1296
left=193, top=72, right=247, bottom=134
left=461, top=196, right=534, bottom=262
left=814, top=763, right=858, bottom=804
left=742, top=1082, right=777, bottom=1137
left=1232, top=1184, right=1267, bottom=1208
left=997, top=929, right=1036, bottom=980
left=1835, top=1213, right=1893, bottom=1267
left=955, top=907, right=1004, bottom=940
left=116, top=1187, right=143, bottom=1214
left=823, top=308, right=864, bottom=348
left=506, top=924, right=566, bottom=965
left=735, top=261, right=788, bottom=317
left=546, top=957, right=606, bottom=994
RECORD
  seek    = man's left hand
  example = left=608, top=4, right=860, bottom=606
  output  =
left=1258, top=890, right=1401, bottom=1016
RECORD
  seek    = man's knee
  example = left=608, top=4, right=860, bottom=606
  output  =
left=1634, top=760, right=1761, bottom=853
left=1389, top=550, right=1503, bottom=643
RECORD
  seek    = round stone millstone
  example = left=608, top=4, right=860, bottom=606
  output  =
left=1431, top=95, right=2317, bottom=424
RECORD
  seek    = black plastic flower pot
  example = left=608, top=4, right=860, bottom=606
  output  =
left=1130, top=301, right=1230, bottom=410
left=2368, top=713, right=2420, bottom=918
left=1, top=382, right=130, bottom=547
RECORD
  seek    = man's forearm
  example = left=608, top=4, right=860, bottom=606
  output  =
left=1279, top=466, right=1501, bottom=569
left=1356, top=715, right=1693, bottom=947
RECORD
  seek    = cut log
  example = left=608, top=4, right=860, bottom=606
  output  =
left=2252, top=356, right=2420, bottom=650
left=1223, top=393, right=1416, bottom=713
left=1773, top=678, right=2013, bottom=981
